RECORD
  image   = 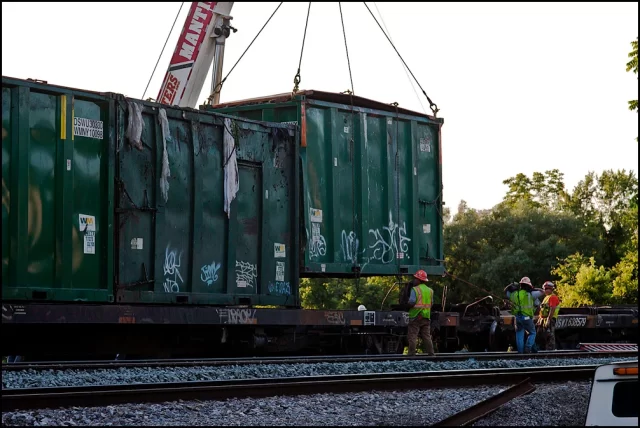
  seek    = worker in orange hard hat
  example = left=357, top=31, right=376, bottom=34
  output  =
left=403, top=270, right=436, bottom=356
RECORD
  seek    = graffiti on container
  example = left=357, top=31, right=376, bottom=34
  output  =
left=341, top=230, right=361, bottom=264
left=325, top=311, right=345, bottom=325
left=309, top=223, right=327, bottom=259
left=235, top=261, right=258, bottom=288
left=217, top=308, right=257, bottom=325
left=555, top=316, right=587, bottom=329
left=268, top=281, right=291, bottom=296
left=163, top=244, right=183, bottom=293
left=200, top=261, right=221, bottom=286
left=368, top=211, right=411, bottom=264
left=402, top=312, right=410, bottom=325
left=381, top=314, right=397, bottom=325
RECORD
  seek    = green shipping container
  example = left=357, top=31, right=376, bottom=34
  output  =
left=208, top=90, right=446, bottom=278
left=2, top=77, right=115, bottom=302
left=2, top=76, right=300, bottom=307
left=114, top=99, right=299, bottom=306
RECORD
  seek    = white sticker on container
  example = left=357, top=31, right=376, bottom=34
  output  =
left=79, top=214, right=96, bottom=255
left=387, top=118, right=393, bottom=125
left=130, top=238, right=144, bottom=250
left=265, top=190, right=269, bottom=200
left=67, top=159, right=71, bottom=171
left=334, top=157, right=338, bottom=167
left=321, top=264, right=326, bottom=272
left=414, top=167, right=417, bottom=176
left=74, top=117, right=104, bottom=140
left=364, top=311, right=376, bottom=326
left=311, top=223, right=321, bottom=244
left=276, top=261, right=285, bottom=282
left=237, top=280, right=247, bottom=288
left=310, top=208, right=323, bottom=223
left=419, top=138, right=431, bottom=152
left=423, top=224, right=431, bottom=234
left=344, top=126, right=349, bottom=133
left=398, top=252, right=404, bottom=259
left=274, top=243, right=286, bottom=258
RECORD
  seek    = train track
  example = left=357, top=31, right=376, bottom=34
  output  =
left=2, top=364, right=601, bottom=412
left=3, top=349, right=636, bottom=371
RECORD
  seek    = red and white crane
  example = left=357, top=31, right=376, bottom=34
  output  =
left=157, top=2, right=235, bottom=109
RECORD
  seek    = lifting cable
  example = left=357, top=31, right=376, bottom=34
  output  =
left=373, top=2, right=427, bottom=115
left=292, top=2, right=312, bottom=94
left=142, top=2, right=185, bottom=100
left=444, top=270, right=504, bottom=301
left=339, top=2, right=361, bottom=295
left=362, top=2, right=439, bottom=117
left=208, top=2, right=284, bottom=103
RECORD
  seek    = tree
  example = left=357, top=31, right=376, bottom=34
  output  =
left=553, top=255, right=613, bottom=307
left=501, top=169, right=569, bottom=210
left=566, top=169, right=638, bottom=267
left=442, top=200, right=602, bottom=303
left=299, top=276, right=403, bottom=311
left=627, top=37, right=638, bottom=142
left=627, top=37, right=638, bottom=113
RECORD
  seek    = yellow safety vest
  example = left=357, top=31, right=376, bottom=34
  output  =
left=510, top=289, right=534, bottom=317
left=540, top=294, right=560, bottom=318
left=409, top=284, right=433, bottom=320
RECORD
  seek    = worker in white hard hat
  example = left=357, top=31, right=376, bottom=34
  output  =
left=537, top=281, right=561, bottom=350
left=504, top=277, right=544, bottom=353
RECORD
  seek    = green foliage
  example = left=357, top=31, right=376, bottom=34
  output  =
left=611, top=248, right=638, bottom=304
left=501, top=169, right=568, bottom=210
left=443, top=199, right=602, bottom=303
left=627, top=37, right=638, bottom=141
left=554, top=256, right=613, bottom=307
left=627, top=37, right=638, bottom=114
left=300, top=276, right=404, bottom=310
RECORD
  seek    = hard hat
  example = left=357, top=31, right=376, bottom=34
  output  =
left=414, top=270, right=429, bottom=282
left=357, top=304, right=367, bottom=311
left=543, top=281, right=555, bottom=289
left=519, top=277, right=532, bottom=286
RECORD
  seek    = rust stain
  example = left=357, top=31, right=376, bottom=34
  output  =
left=118, top=316, right=136, bottom=324
left=501, top=316, right=513, bottom=325
left=350, top=320, right=363, bottom=326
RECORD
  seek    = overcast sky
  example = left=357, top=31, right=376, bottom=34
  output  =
left=2, top=2, right=638, bottom=210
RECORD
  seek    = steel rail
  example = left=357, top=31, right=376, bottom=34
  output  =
left=1, top=364, right=598, bottom=412
left=432, top=378, right=536, bottom=426
left=2, top=350, right=635, bottom=371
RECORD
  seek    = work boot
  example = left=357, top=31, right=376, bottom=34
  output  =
left=524, top=347, right=532, bottom=354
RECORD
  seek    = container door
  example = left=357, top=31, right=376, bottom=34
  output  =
left=231, top=162, right=261, bottom=295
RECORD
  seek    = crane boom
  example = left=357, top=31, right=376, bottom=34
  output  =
left=157, top=1, right=234, bottom=109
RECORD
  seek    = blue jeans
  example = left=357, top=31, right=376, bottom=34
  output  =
left=514, top=315, right=536, bottom=353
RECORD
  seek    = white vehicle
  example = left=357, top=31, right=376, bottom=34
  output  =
left=585, top=359, right=638, bottom=426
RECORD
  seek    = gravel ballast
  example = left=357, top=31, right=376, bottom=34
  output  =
left=473, top=381, right=592, bottom=426
left=2, top=356, right=634, bottom=389
left=1, top=382, right=592, bottom=426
